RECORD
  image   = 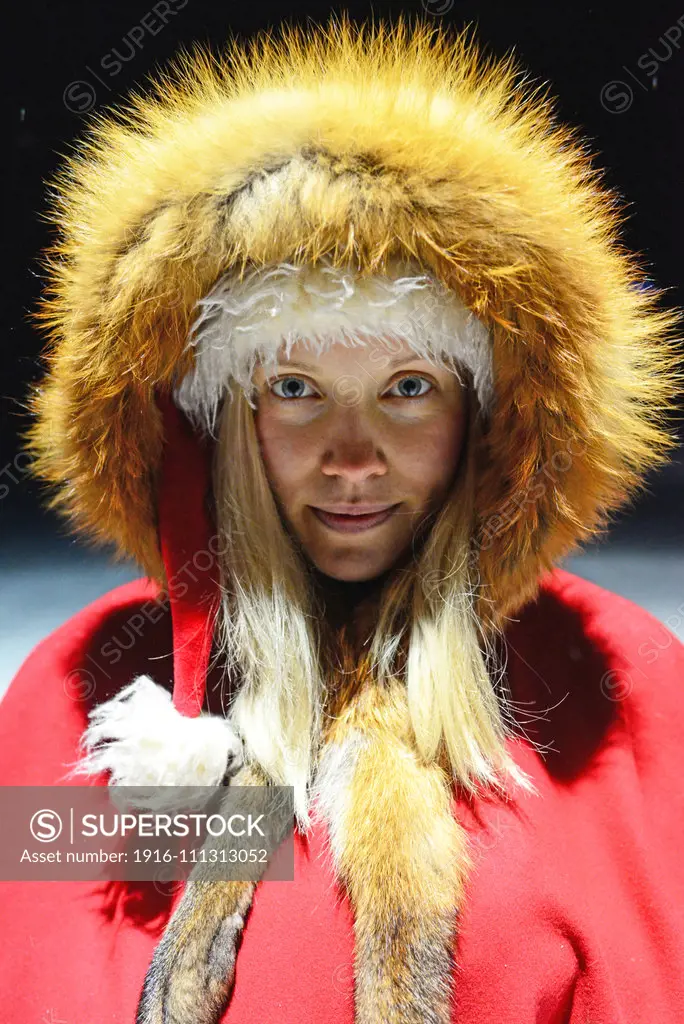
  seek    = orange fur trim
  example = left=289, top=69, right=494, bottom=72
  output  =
left=23, top=12, right=684, bottom=624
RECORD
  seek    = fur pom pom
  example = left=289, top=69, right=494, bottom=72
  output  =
left=64, top=675, right=243, bottom=810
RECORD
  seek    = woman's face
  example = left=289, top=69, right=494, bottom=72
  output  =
left=252, top=336, right=469, bottom=581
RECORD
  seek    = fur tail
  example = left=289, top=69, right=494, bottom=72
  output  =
left=313, top=677, right=473, bottom=1023
left=135, top=760, right=277, bottom=1024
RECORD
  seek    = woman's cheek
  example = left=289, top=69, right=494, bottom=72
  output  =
left=389, top=417, right=464, bottom=478
left=257, top=416, right=315, bottom=488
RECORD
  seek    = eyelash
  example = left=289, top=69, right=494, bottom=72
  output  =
left=269, top=374, right=435, bottom=401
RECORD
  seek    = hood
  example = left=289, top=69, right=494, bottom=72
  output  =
left=25, top=12, right=683, bottom=626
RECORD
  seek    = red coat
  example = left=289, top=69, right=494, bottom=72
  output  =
left=1, top=566, right=684, bottom=1023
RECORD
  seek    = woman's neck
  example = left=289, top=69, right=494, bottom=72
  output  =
left=309, top=566, right=391, bottom=649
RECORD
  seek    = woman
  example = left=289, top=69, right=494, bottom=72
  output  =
left=2, top=13, right=684, bottom=1024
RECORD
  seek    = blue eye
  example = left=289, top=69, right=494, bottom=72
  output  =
left=386, top=375, right=433, bottom=399
left=269, top=373, right=434, bottom=400
left=270, top=376, right=317, bottom=399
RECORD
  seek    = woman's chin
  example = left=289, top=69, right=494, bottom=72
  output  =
left=303, top=548, right=395, bottom=583
left=311, top=562, right=386, bottom=583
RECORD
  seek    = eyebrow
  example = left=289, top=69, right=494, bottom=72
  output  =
left=277, top=353, right=428, bottom=372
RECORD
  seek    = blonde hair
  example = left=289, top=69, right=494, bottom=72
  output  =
left=211, top=367, right=536, bottom=833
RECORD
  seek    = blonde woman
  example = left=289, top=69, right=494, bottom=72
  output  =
left=2, top=14, right=684, bottom=1024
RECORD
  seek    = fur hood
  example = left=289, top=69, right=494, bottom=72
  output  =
left=24, top=12, right=683, bottom=623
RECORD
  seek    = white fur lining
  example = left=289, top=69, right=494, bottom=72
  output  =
left=63, top=675, right=243, bottom=810
left=174, top=255, right=493, bottom=436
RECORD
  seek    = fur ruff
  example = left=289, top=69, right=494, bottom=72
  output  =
left=24, top=12, right=684, bottom=624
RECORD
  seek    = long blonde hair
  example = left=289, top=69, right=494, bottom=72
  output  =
left=211, top=367, right=536, bottom=832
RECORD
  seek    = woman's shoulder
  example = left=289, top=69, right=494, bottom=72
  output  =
left=2, top=576, right=170, bottom=697
left=518, top=563, right=684, bottom=686
left=540, top=565, right=683, bottom=649
left=499, top=564, right=684, bottom=785
left=452, top=566, right=684, bottom=1020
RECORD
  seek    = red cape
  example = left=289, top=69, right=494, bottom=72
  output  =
left=1, top=567, right=684, bottom=1022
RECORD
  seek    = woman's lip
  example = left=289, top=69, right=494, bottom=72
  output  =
left=311, top=504, right=399, bottom=533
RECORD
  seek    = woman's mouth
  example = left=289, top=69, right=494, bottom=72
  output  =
left=310, top=504, right=400, bottom=533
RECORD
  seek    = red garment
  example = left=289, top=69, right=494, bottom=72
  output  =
left=1, top=566, right=683, bottom=1023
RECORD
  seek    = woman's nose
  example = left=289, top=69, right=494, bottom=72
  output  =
left=319, top=416, right=388, bottom=481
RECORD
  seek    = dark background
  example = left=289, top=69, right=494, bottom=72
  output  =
left=2, top=0, right=684, bottom=692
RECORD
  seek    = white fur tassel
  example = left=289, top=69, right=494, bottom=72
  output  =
left=64, top=675, right=243, bottom=811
